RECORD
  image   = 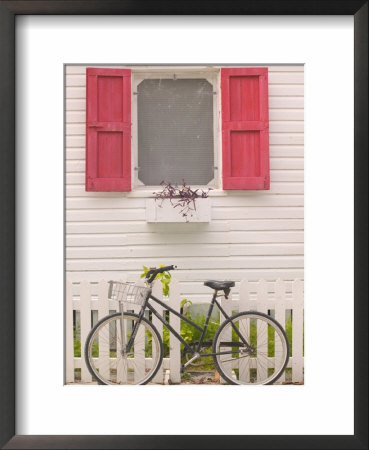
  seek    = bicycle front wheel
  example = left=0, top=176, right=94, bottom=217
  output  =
left=85, top=312, right=163, bottom=385
left=213, top=311, right=289, bottom=385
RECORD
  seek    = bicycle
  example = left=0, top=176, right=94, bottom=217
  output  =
left=84, top=265, right=289, bottom=385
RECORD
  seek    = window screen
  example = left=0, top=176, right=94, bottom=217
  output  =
left=137, top=78, right=214, bottom=186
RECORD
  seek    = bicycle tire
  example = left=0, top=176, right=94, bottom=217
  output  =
left=85, top=312, right=164, bottom=385
left=213, top=311, right=289, bottom=385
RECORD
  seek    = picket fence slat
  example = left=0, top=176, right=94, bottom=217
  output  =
left=169, top=279, right=181, bottom=384
left=275, top=279, right=286, bottom=383
left=80, top=281, right=93, bottom=383
left=151, top=282, right=164, bottom=384
left=65, top=281, right=74, bottom=383
left=292, top=279, right=304, bottom=382
left=67, top=278, right=304, bottom=384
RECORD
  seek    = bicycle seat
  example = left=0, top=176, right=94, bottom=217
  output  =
left=204, top=280, right=235, bottom=291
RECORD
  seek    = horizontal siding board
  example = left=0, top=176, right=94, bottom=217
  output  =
left=269, top=110, right=304, bottom=121
left=66, top=269, right=305, bottom=283
left=211, top=207, right=303, bottom=220
left=270, top=158, right=304, bottom=169
left=66, top=182, right=303, bottom=197
left=67, top=230, right=303, bottom=247
left=66, top=145, right=304, bottom=161
left=67, top=113, right=304, bottom=124
left=65, top=66, right=86, bottom=74
left=66, top=85, right=304, bottom=100
left=72, top=121, right=299, bottom=135
left=68, top=132, right=305, bottom=148
left=227, top=219, right=303, bottom=231
left=267, top=66, right=303, bottom=72
left=66, top=71, right=303, bottom=88
left=66, top=255, right=304, bottom=271
left=66, top=99, right=86, bottom=111
left=66, top=209, right=146, bottom=221
left=65, top=65, right=304, bottom=75
left=269, top=122, right=303, bottom=133
left=65, top=65, right=304, bottom=292
left=66, top=195, right=303, bottom=210
left=268, top=85, right=303, bottom=96
left=66, top=206, right=303, bottom=221
left=211, top=195, right=303, bottom=207
left=269, top=97, right=303, bottom=109
left=66, top=111, right=85, bottom=123
left=271, top=170, right=303, bottom=182
left=66, top=74, right=86, bottom=86
left=66, top=243, right=303, bottom=259
left=270, top=146, right=304, bottom=157
left=66, top=86, right=85, bottom=99
left=66, top=135, right=85, bottom=147
left=66, top=219, right=303, bottom=234
left=269, top=134, right=304, bottom=146
left=268, top=72, right=304, bottom=84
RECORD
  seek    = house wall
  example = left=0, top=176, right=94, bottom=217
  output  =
left=65, top=65, right=304, bottom=301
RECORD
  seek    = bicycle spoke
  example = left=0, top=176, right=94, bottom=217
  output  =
left=86, top=313, right=162, bottom=385
left=214, top=312, right=289, bottom=385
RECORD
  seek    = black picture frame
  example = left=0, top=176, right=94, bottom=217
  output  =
left=0, top=1, right=367, bottom=449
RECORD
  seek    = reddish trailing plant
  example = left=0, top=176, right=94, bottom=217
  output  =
left=153, top=181, right=211, bottom=222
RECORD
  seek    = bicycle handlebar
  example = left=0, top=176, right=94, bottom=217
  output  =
left=145, top=265, right=177, bottom=283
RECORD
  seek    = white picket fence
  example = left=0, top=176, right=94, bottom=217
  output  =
left=66, top=278, right=304, bottom=384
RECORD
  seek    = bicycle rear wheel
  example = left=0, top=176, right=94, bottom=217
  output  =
left=213, top=311, right=289, bottom=385
left=85, top=312, right=163, bottom=385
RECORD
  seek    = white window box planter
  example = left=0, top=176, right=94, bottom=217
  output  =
left=146, top=198, right=211, bottom=223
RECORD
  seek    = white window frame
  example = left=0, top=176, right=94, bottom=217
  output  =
left=131, top=67, right=221, bottom=191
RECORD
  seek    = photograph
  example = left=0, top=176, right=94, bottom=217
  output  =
left=1, top=1, right=366, bottom=447
left=65, top=64, right=304, bottom=386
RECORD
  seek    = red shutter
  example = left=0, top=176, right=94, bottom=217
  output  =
left=86, top=68, right=131, bottom=191
left=221, top=68, right=269, bottom=190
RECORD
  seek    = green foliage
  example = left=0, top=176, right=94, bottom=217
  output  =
left=180, top=299, right=219, bottom=370
left=74, top=324, right=81, bottom=357
left=140, top=265, right=172, bottom=297
left=285, top=315, right=292, bottom=357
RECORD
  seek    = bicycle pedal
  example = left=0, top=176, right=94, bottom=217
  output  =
left=180, top=365, right=185, bottom=374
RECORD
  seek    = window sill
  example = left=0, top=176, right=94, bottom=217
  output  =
left=124, top=189, right=228, bottom=198
left=146, top=198, right=211, bottom=223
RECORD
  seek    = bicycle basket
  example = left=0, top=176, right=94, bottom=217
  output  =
left=108, top=281, right=150, bottom=306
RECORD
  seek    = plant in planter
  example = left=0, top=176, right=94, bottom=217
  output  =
left=153, top=180, right=211, bottom=222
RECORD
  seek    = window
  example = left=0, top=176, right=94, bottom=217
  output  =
left=85, top=66, right=269, bottom=192
left=136, top=77, right=215, bottom=186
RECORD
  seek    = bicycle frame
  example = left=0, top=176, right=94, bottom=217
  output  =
left=125, top=290, right=252, bottom=359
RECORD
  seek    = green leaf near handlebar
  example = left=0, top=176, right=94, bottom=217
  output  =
left=140, top=265, right=172, bottom=297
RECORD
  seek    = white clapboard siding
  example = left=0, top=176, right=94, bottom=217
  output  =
left=65, top=64, right=304, bottom=288
left=66, top=278, right=304, bottom=384
left=66, top=243, right=303, bottom=259
left=65, top=181, right=303, bottom=195
left=65, top=65, right=304, bottom=75
left=65, top=195, right=303, bottom=209
left=67, top=169, right=304, bottom=184
left=66, top=256, right=304, bottom=272
left=66, top=231, right=303, bottom=247
left=66, top=121, right=304, bottom=135
left=66, top=132, right=304, bottom=147
left=65, top=70, right=304, bottom=86
left=66, top=269, right=305, bottom=284
left=66, top=220, right=303, bottom=234
left=65, top=146, right=304, bottom=160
